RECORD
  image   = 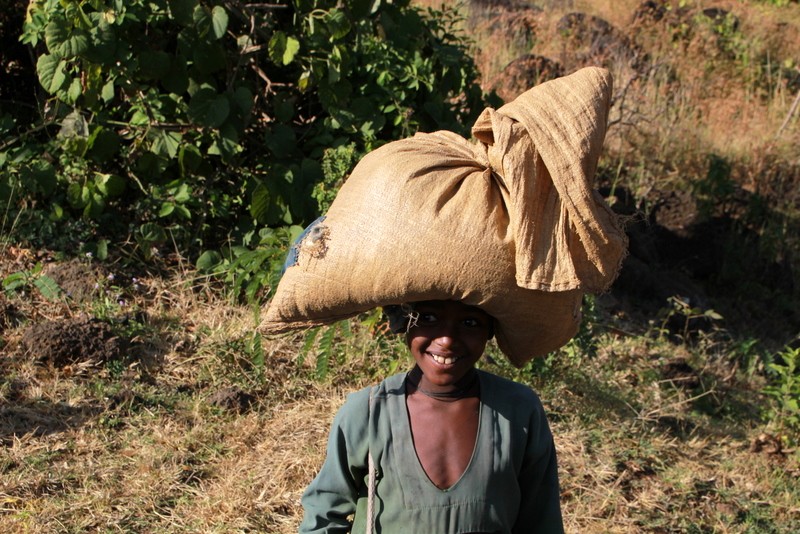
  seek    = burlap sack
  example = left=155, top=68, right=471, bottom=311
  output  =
left=262, top=66, right=627, bottom=366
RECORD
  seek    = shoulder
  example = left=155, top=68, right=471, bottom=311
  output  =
left=336, top=372, right=406, bottom=421
left=478, top=370, right=542, bottom=403
left=478, top=370, right=548, bottom=421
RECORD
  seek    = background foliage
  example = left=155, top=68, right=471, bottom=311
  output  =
left=2, top=0, right=488, bottom=286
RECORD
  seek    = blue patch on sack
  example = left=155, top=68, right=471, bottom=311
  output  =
left=282, top=216, right=327, bottom=274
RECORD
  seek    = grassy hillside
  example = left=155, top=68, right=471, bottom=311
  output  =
left=2, top=0, right=800, bottom=532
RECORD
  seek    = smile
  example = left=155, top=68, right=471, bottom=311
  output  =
left=430, top=353, right=460, bottom=365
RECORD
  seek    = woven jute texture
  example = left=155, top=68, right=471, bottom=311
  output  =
left=262, top=66, right=628, bottom=366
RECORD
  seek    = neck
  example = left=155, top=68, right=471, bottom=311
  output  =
left=407, top=366, right=479, bottom=401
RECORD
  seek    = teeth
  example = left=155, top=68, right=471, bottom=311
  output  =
left=432, top=354, right=458, bottom=365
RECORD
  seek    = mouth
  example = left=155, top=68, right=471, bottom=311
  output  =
left=430, top=353, right=460, bottom=365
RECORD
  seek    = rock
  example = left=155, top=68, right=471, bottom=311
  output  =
left=492, top=54, right=563, bottom=102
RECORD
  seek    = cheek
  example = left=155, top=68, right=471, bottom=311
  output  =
left=406, top=334, right=426, bottom=354
left=465, top=333, right=489, bottom=353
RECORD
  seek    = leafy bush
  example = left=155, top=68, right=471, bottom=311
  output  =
left=763, top=345, right=800, bottom=441
left=3, top=0, right=488, bottom=277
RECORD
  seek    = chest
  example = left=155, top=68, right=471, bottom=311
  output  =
left=406, top=395, right=480, bottom=490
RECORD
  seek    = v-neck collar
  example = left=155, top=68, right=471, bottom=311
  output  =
left=390, top=370, right=494, bottom=500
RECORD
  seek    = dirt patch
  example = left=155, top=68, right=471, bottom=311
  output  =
left=0, top=293, right=23, bottom=332
left=45, top=259, right=104, bottom=304
left=18, top=315, right=127, bottom=367
left=207, top=386, right=257, bottom=414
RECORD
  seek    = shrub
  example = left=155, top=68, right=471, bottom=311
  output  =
left=2, top=0, right=488, bottom=273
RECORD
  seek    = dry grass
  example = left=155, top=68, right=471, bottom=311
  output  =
left=0, top=279, right=800, bottom=534
left=1, top=257, right=800, bottom=532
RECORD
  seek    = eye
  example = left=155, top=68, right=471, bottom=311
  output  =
left=463, top=317, right=484, bottom=328
left=419, top=313, right=437, bottom=324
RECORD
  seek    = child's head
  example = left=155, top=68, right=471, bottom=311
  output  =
left=398, top=300, right=493, bottom=387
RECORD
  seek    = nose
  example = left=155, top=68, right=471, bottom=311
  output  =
left=431, top=322, right=459, bottom=348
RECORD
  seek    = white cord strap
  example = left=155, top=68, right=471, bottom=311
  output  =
left=365, top=386, right=377, bottom=534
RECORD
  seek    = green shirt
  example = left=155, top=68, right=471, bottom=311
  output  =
left=300, top=370, right=563, bottom=533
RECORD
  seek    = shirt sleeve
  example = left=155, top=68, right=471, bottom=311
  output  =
left=299, top=388, right=370, bottom=534
left=512, top=399, right=564, bottom=534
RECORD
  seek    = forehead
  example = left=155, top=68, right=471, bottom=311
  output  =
left=413, top=300, right=490, bottom=319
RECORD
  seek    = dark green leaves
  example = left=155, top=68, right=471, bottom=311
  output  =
left=12, top=0, right=489, bottom=269
left=188, top=88, right=230, bottom=127
left=45, top=16, right=90, bottom=58
left=193, top=4, right=228, bottom=39
left=36, top=54, right=67, bottom=93
left=269, top=32, right=301, bottom=65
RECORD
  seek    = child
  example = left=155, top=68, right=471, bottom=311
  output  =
left=299, top=300, right=563, bottom=533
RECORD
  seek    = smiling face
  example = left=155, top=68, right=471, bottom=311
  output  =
left=405, top=300, right=493, bottom=390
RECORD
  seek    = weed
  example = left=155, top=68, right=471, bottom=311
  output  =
left=298, top=320, right=353, bottom=380
left=2, top=263, right=63, bottom=302
left=657, top=296, right=723, bottom=342
left=762, top=344, right=800, bottom=442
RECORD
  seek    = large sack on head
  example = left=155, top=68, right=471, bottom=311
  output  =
left=262, top=67, right=627, bottom=366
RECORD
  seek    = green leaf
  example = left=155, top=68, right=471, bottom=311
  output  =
left=284, top=36, right=300, bottom=65
left=21, top=160, right=57, bottom=196
left=95, top=173, right=125, bottom=197
left=45, top=18, right=90, bottom=57
left=163, top=55, right=189, bottom=94
left=34, top=275, right=62, bottom=301
left=269, top=32, right=300, bottom=66
left=159, top=202, right=175, bottom=217
left=175, top=205, right=191, bottom=219
left=230, top=86, right=254, bottom=115
left=273, top=93, right=294, bottom=122
left=101, top=79, right=115, bottom=102
left=211, top=5, right=228, bottom=39
left=173, top=183, right=191, bottom=203
left=192, top=4, right=212, bottom=37
left=315, top=325, right=337, bottom=379
left=66, top=77, right=82, bottom=103
left=250, top=183, right=271, bottom=223
left=192, top=41, right=226, bottom=74
left=66, top=182, right=90, bottom=208
left=96, top=239, right=108, bottom=261
left=268, top=32, right=287, bottom=64
left=36, top=54, right=66, bottom=93
left=88, top=127, right=121, bottom=163
left=188, top=88, right=230, bottom=127
left=196, top=250, right=222, bottom=272
left=130, top=110, right=149, bottom=126
left=298, top=327, right=320, bottom=367
left=3, top=272, right=27, bottom=293
left=325, top=9, right=351, bottom=40
left=263, top=123, right=297, bottom=155
left=208, top=123, right=241, bottom=161
left=139, top=222, right=167, bottom=243
left=49, top=203, right=64, bottom=221
left=138, top=50, right=171, bottom=80
left=151, top=130, right=182, bottom=159
left=178, top=143, right=202, bottom=175
left=298, top=70, right=312, bottom=91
